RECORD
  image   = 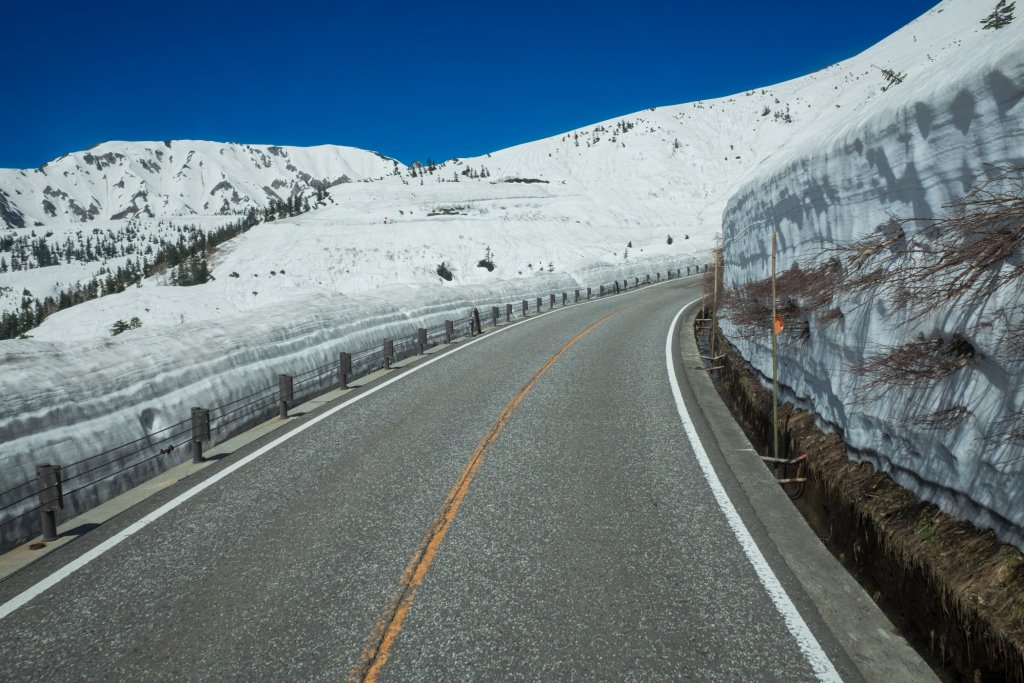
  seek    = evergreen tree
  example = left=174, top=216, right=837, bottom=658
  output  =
left=436, top=262, right=454, bottom=281
left=476, top=246, right=495, bottom=272
left=982, top=0, right=1015, bottom=29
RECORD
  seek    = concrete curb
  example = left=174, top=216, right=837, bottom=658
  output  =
left=676, top=302, right=937, bottom=682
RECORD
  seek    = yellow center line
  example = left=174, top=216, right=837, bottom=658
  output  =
left=348, top=306, right=627, bottom=682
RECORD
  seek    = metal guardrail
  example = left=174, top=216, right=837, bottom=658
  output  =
left=0, top=264, right=710, bottom=550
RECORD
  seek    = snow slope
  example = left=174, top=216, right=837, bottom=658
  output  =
left=719, top=1, right=1024, bottom=547
left=0, top=141, right=398, bottom=321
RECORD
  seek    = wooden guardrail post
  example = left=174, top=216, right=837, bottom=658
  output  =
left=383, top=340, right=395, bottom=369
left=505, top=303, right=513, bottom=322
left=599, top=285, right=605, bottom=296
left=417, top=328, right=428, bottom=354
left=491, top=306, right=499, bottom=327
left=549, top=293, right=556, bottom=309
left=35, top=464, right=63, bottom=542
left=587, top=287, right=592, bottom=299
left=574, top=289, right=580, bottom=303
left=279, top=374, right=293, bottom=418
left=190, top=407, right=210, bottom=463
left=522, top=299, right=529, bottom=317
left=444, top=320, right=454, bottom=343
left=339, top=352, right=352, bottom=388
left=562, top=292, right=567, bottom=306
left=536, top=296, right=543, bottom=312
left=657, top=272, right=662, bottom=281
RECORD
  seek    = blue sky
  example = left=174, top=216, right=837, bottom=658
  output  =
left=1, top=0, right=938, bottom=169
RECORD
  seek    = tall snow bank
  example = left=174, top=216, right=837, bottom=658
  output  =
left=0, top=254, right=697, bottom=550
left=720, top=7, right=1024, bottom=547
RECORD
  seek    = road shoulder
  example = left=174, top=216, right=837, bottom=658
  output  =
left=674, top=300, right=937, bottom=683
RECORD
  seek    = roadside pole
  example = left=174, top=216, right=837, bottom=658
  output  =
left=771, top=231, right=780, bottom=463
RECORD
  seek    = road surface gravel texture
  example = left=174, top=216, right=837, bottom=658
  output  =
left=0, top=280, right=858, bottom=681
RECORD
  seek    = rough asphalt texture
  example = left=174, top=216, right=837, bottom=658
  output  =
left=0, top=281, right=855, bottom=681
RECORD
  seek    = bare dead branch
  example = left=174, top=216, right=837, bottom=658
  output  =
left=901, top=405, right=972, bottom=430
left=853, top=335, right=977, bottom=400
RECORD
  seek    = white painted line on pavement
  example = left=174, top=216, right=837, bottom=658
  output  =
left=665, top=302, right=841, bottom=682
left=0, top=275, right=690, bottom=620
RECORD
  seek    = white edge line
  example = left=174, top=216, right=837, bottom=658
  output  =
left=666, top=301, right=841, bottom=682
left=0, top=275, right=690, bottom=620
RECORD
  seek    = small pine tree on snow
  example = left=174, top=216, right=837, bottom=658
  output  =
left=627, top=241, right=633, bottom=248
left=982, top=0, right=1015, bottom=28
left=436, top=262, right=454, bottom=281
left=873, top=65, right=906, bottom=92
left=667, top=235, right=674, bottom=245
left=477, top=247, right=496, bottom=272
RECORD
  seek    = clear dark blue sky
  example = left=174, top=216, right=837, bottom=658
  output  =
left=1, top=0, right=938, bottom=169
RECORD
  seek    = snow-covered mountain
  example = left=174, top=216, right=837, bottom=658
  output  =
left=3, top=1, right=1009, bottom=339
left=7, top=1, right=982, bottom=335
left=1, top=0, right=1021, bottom=547
left=0, top=141, right=398, bottom=228
left=4, top=0, right=995, bottom=335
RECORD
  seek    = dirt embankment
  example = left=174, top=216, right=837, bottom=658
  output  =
left=701, top=321, right=1024, bottom=683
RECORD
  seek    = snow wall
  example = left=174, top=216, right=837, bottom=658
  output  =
left=720, top=34, right=1024, bottom=548
left=0, top=254, right=702, bottom=550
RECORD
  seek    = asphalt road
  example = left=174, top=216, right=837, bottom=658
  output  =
left=0, top=279, right=857, bottom=681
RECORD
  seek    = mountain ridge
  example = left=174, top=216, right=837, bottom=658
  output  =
left=0, top=140, right=401, bottom=229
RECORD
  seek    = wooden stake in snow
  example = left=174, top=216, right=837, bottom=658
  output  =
left=771, top=231, right=780, bottom=463
left=711, top=240, right=720, bottom=362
